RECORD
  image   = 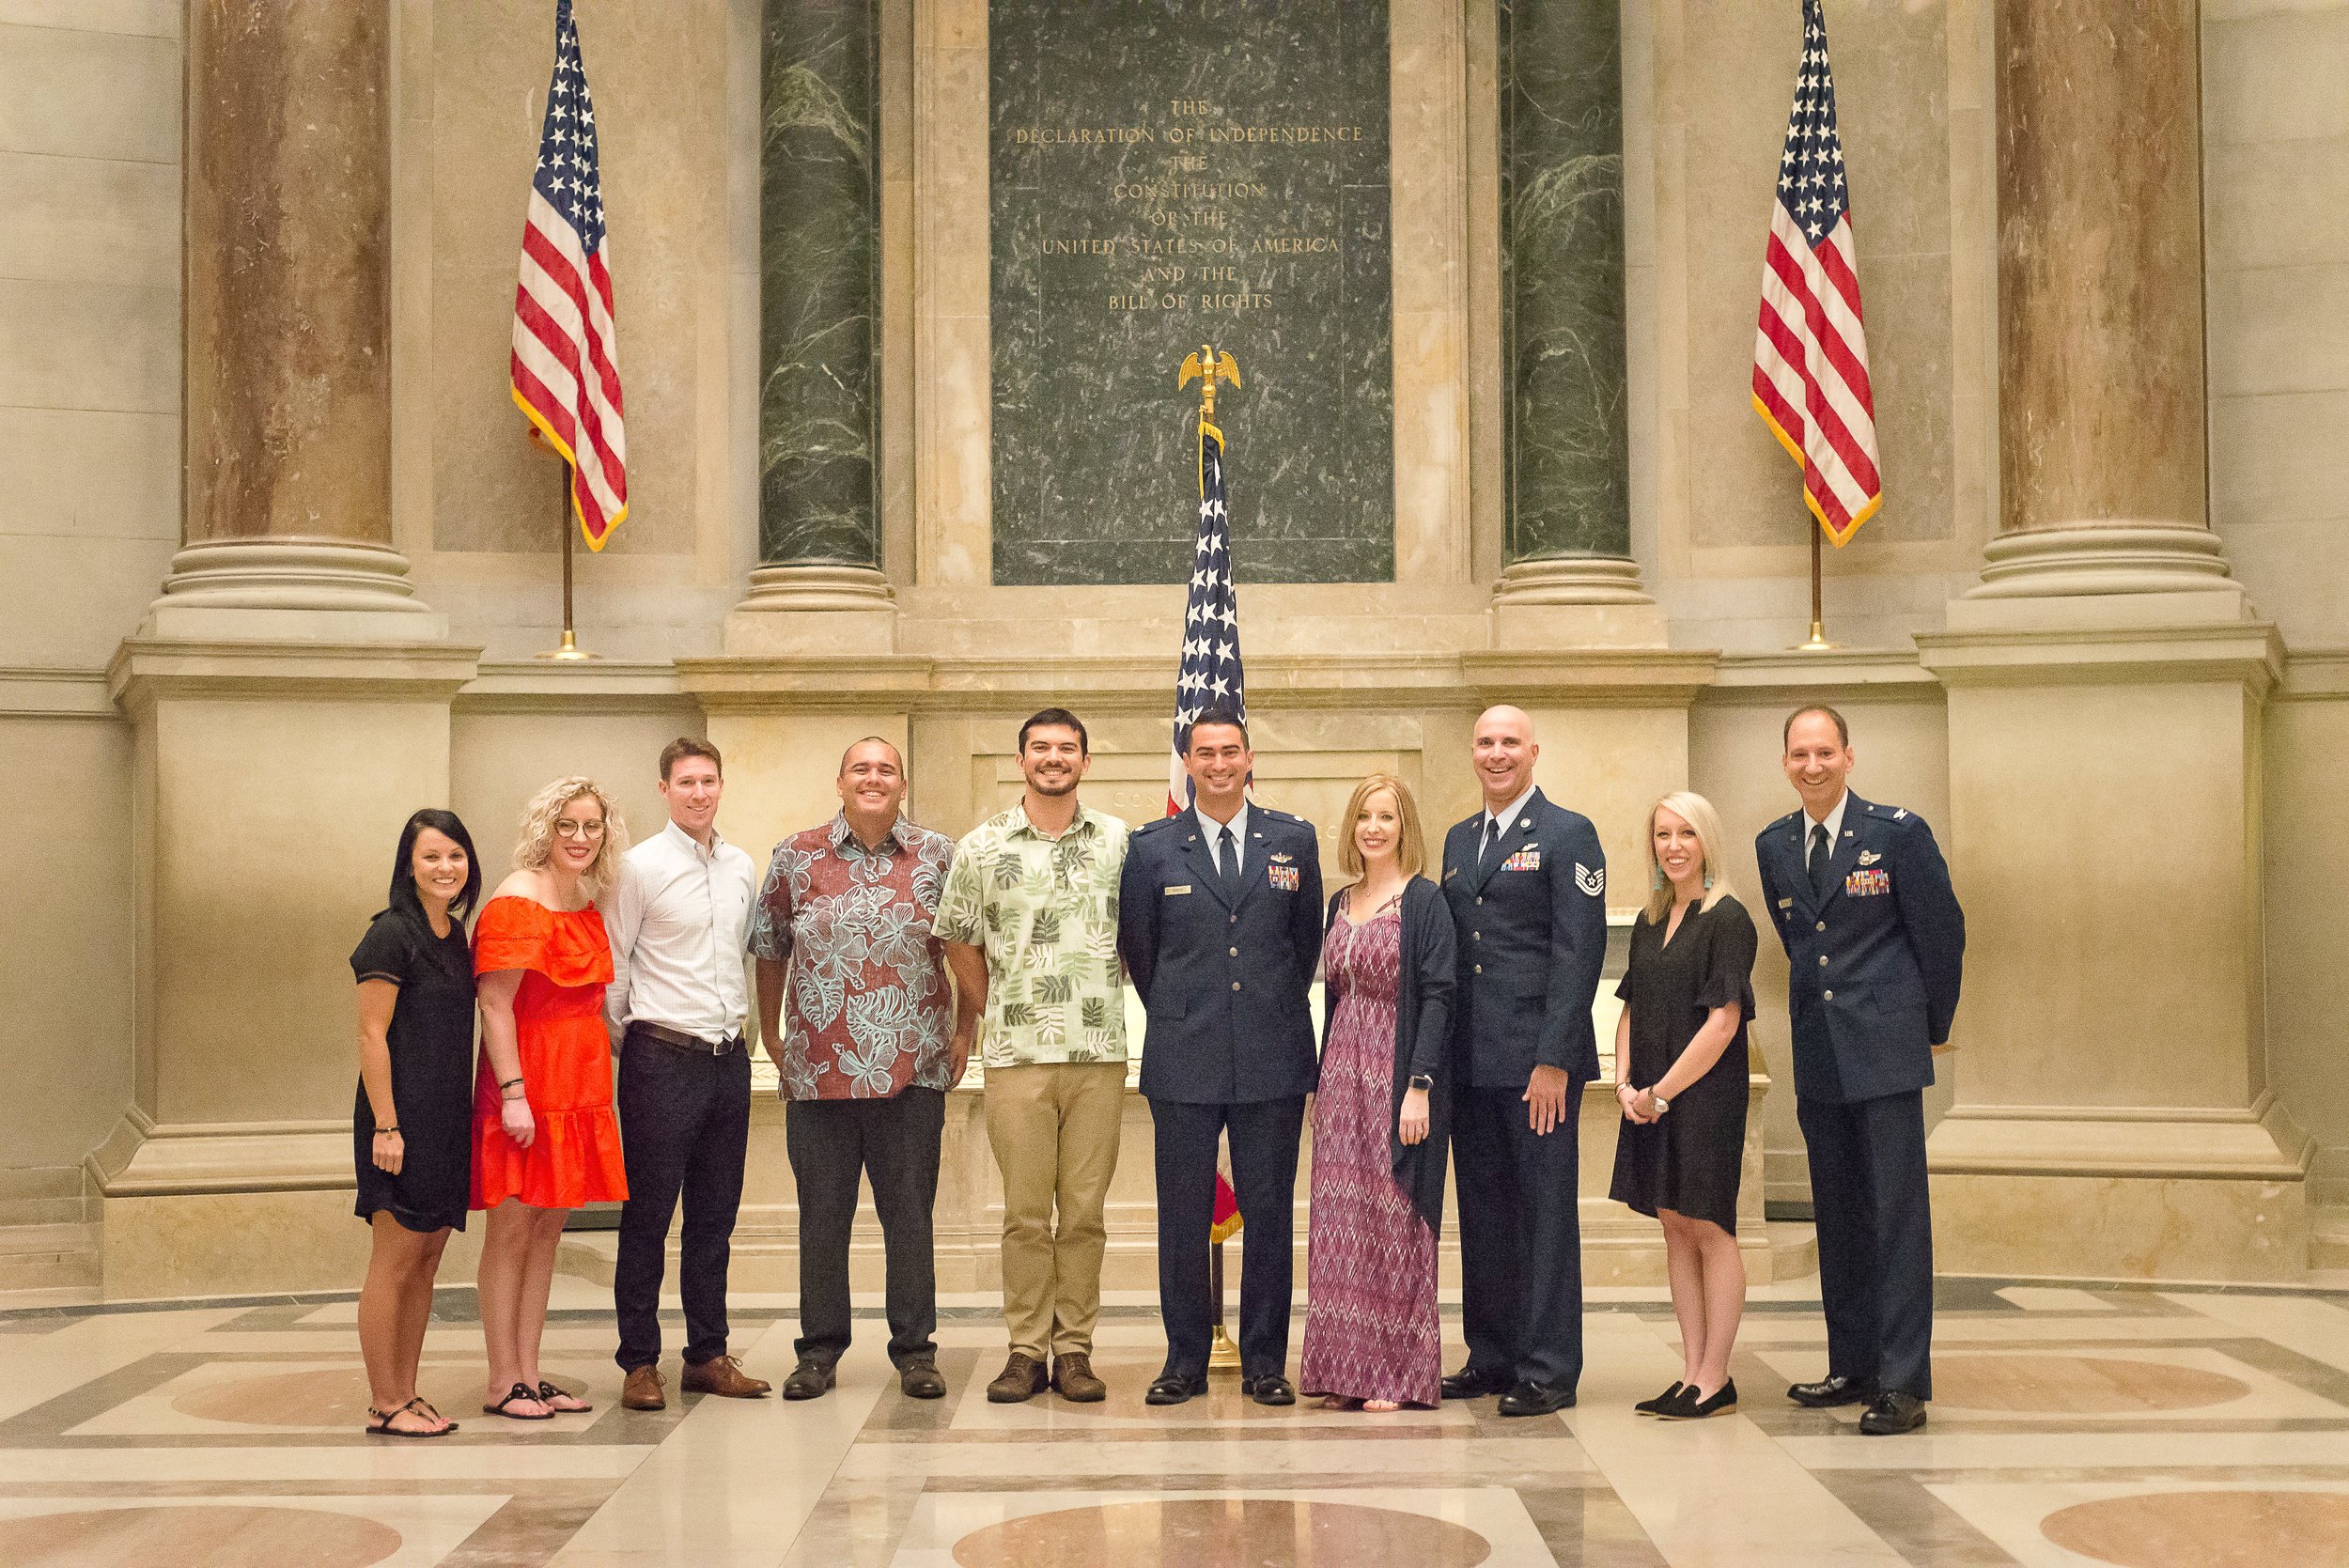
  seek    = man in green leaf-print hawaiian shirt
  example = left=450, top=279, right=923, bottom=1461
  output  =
left=937, top=707, right=1130, bottom=1407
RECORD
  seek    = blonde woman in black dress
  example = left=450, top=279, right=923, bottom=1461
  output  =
left=1610, top=790, right=1757, bottom=1420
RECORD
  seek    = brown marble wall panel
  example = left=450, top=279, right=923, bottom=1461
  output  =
left=1997, top=0, right=2205, bottom=535
left=184, top=1, right=391, bottom=544
left=427, top=0, right=724, bottom=556
left=1682, top=0, right=1952, bottom=551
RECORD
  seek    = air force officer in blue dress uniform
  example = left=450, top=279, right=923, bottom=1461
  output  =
left=1119, top=707, right=1324, bottom=1408
left=1438, top=706, right=1608, bottom=1415
left=1755, top=705, right=1965, bottom=1436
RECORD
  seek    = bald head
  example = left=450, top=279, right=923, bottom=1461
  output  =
left=1471, top=705, right=1539, bottom=810
left=838, top=736, right=904, bottom=776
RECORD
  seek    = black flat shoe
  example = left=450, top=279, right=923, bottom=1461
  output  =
left=1241, top=1373, right=1295, bottom=1407
left=1661, top=1378, right=1737, bottom=1420
left=1496, top=1380, right=1575, bottom=1417
left=1440, top=1367, right=1511, bottom=1400
left=1787, top=1374, right=1879, bottom=1408
left=1858, top=1389, right=1927, bottom=1435
left=1145, top=1373, right=1206, bottom=1406
left=781, top=1357, right=836, bottom=1402
left=1634, top=1381, right=1686, bottom=1416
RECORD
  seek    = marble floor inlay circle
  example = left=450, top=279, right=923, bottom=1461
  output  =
left=0, top=1504, right=402, bottom=1567
left=2040, top=1489, right=2349, bottom=1567
left=1933, top=1354, right=2249, bottom=1414
left=950, top=1498, right=1494, bottom=1566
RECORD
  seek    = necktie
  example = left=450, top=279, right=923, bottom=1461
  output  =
left=1216, top=825, right=1236, bottom=889
left=1808, top=821, right=1833, bottom=898
left=1481, top=815, right=1501, bottom=871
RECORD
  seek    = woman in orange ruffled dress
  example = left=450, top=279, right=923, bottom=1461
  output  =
left=472, top=776, right=631, bottom=1420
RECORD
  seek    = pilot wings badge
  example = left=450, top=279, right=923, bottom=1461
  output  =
left=1574, top=862, right=1604, bottom=897
left=1858, top=849, right=1882, bottom=866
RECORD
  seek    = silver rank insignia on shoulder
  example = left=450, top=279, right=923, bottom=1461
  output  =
left=1575, top=863, right=1604, bottom=897
left=1893, top=808, right=1908, bottom=820
left=1858, top=849, right=1882, bottom=866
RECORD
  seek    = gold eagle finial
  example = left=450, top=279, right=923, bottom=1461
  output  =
left=1177, top=345, right=1241, bottom=420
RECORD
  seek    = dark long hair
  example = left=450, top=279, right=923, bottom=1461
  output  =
left=387, top=808, right=482, bottom=927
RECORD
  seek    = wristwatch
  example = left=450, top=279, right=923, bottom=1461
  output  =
left=1408, top=1074, right=1435, bottom=1093
left=1648, top=1090, right=1671, bottom=1114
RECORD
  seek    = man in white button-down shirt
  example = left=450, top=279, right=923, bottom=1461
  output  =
left=602, top=737, right=770, bottom=1410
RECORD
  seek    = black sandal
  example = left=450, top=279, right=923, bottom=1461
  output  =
left=367, top=1396, right=458, bottom=1437
left=482, top=1382, right=555, bottom=1421
left=537, top=1379, right=592, bottom=1413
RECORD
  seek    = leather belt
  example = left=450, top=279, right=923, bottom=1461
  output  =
left=629, top=1019, right=744, bottom=1056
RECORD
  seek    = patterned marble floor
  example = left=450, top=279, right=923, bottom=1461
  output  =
left=3, top=1273, right=2348, bottom=1566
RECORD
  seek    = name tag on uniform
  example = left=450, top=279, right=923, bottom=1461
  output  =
left=1164, top=884, right=1191, bottom=896
left=1268, top=864, right=1300, bottom=892
left=1501, top=848, right=1541, bottom=873
left=1846, top=869, right=1890, bottom=897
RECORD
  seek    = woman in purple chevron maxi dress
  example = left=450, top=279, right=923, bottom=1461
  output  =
left=1299, top=774, right=1458, bottom=1410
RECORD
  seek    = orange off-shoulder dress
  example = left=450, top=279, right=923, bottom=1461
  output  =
left=470, top=895, right=629, bottom=1210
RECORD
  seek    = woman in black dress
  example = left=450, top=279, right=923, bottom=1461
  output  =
left=351, top=808, right=483, bottom=1436
left=1610, top=790, right=1758, bottom=1421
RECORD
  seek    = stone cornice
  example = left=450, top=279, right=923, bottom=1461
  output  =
left=0, top=666, right=116, bottom=719
left=105, top=638, right=483, bottom=711
left=457, top=659, right=690, bottom=713
left=1914, top=621, right=2285, bottom=696
left=2278, top=645, right=2349, bottom=700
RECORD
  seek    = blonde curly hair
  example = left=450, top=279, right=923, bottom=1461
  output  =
left=513, top=775, right=630, bottom=900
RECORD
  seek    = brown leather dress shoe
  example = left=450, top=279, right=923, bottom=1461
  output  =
left=1051, top=1352, right=1106, bottom=1403
left=682, top=1355, right=771, bottom=1398
left=621, top=1364, right=666, bottom=1411
left=987, top=1351, right=1048, bottom=1404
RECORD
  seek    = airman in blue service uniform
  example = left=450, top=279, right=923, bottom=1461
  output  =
left=1756, top=705, right=1965, bottom=1436
left=1437, top=706, right=1608, bottom=1416
left=1117, top=707, right=1324, bottom=1408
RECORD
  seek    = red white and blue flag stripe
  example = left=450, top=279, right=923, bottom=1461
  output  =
left=511, top=0, right=628, bottom=550
left=1751, top=0, right=1881, bottom=546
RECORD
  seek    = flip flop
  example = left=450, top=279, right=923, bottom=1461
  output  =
left=366, top=1396, right=458, bottom=1437
left=482, top=1382, right=554, bottom=1421
left=536, top=1379, right=593, bottom=1413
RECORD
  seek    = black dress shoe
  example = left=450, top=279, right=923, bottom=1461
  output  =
left=1439, top=1367, right=1511, bottom=1400
left=1144, top=1373, right=1207, bottom=1406
left=1496, top=1380, right=1575, bottom=1417
left=1858, top=1389, right=1927, bottom=1435
left=780, top=1357, right=836, bottom=1402
left=1633, top=1381, right=1686, bottom=1416
left=898, top=1358, right=946, bottom=1400
left=1241, top=1373, right=1296, bottom=1407
left=1660, top=1377, right=1737, bottom=1420
left=1786, top=1374, right=1879, bottom=1408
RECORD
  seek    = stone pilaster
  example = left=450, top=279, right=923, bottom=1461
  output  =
left=1489, top=0, right=1660, bottom=646
left=731, top=0, right=894, bottom=653
left=1918, top=0, right=2307, bottom=1282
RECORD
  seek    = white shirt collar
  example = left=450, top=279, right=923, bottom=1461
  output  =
left=1483, top=784, right=1539, bottom=837
left=1194, top=797, right=1249, bottom=848
left=662, top=817, right=726, bottom=862
left=1804, top=790, right=1851, bottom=845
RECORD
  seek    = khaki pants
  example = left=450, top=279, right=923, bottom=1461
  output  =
left=982, top=1062, right=1127, bottom=1358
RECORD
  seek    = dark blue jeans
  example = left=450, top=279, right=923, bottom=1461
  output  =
left=614, top=1031, right=751, bottom=1372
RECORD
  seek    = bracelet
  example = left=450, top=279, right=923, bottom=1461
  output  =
left=497, top=1076, right=523, bottom=1089
left=501, top=1088, right=527, bottom=1102
left=373, top=1125, right=398, bottom=1135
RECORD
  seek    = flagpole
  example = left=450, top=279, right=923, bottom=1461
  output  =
left=534, top=432, right=597, bottom=661
left=1797, top=516, right=1836, bottom=652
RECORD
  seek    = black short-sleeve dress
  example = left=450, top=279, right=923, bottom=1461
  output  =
left=1608, top=895, right=1758, bottom=1233
left=350, top=909, right=478, bottom=1233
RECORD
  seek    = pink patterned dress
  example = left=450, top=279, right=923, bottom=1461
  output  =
left=1299, top=892, right=1442, bottom=1406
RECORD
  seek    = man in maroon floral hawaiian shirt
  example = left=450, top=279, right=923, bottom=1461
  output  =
left=750, top=737, right=960, bottom=1401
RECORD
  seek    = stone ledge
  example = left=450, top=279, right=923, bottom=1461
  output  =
left=105, top=637, right=483, bottom=709
left=1915, top=620, right=2285, bottom=693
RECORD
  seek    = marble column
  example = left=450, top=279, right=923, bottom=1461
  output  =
left=730, top=0, right=894, bottom=651
left=1915, top=1, right=2305, bottom=1283
left=1488, top=0, right=1657, bottom=636
left=156, top=0, right=434, bottom=635
left=1964, top=0, right=2242, bottom=610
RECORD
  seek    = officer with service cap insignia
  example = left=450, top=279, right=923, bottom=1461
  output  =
left=1436, top=705, right=1608, bottom=1416
left=1756, top=704, right=1965, bottom=1436
left=1118, top=705, right=1323, bottom=1409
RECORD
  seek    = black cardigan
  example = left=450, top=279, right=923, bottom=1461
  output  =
left=1320, top=876, right=1458, bottom=1234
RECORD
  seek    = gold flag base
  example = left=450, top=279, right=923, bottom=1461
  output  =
left=1791, top=514, right=1840, bottom=652
left=536, top=628, right=599, bottom=661
left=1207, top=1235, right=1242, bottom=1372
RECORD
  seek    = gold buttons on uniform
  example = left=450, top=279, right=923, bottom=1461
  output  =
left=1815, top=921, right=1827, bottom=932
left=1473, top=964, right=1483, bottom=974
left=1824, top=988, right=1834, bottom=1001
left=1228, top=946, right=1238, bottom=957
left=1232, top=980, right=1242, bottom=991
left=1819, top=955, right=1828, bottom=967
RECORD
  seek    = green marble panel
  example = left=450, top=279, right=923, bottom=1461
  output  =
left=1501, top=0, right=1629, bottom=562
left=760, top=0, right=878, bottom=567
left=990, top=0, right=1392, bottom=585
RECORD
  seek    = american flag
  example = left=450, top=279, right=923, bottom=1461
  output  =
left=1165, top=414, right=1246, bottom=1247
left=1164, top=418, right=1247, bottom=815
left=510, top=0, right=628, bottom=550
left=1750, top=0, right=1881, bottom=547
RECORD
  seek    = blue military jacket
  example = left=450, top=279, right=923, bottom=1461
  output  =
left=1753, top=792, right=1967, bottom=1105
left=1117, top=805, right=1325, bottom=1105
left=1439, top=790, right=1608, bottom=1088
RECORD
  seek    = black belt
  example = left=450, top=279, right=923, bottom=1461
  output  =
left=629, top=1020, right=744, bottom=1056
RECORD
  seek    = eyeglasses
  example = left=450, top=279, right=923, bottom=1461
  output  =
left=553, top=818, right=607, bottom=840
